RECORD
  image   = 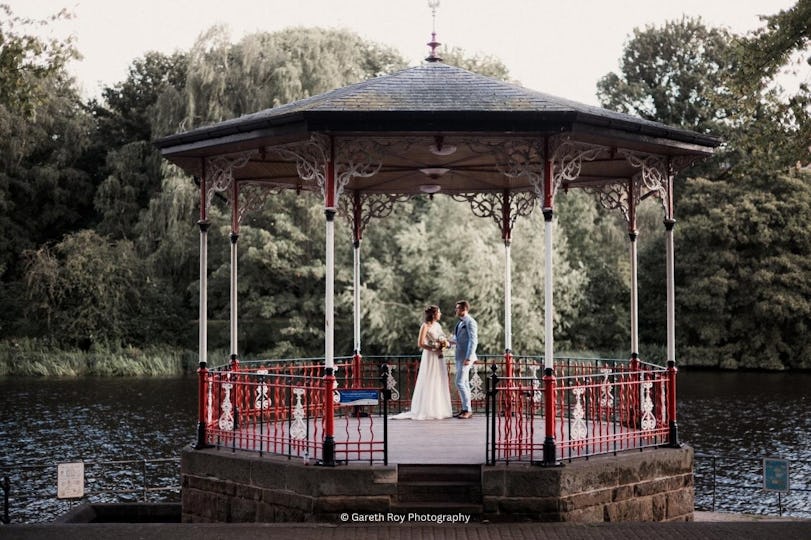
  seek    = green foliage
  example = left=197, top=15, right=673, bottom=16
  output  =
left=21, top=229, right=184, bottom=348
left=597, top=17, right=735, bottom=133
left=600, top=12, right=811, bottom=369
left=0, top=7, right=95, bottom=337
left=734, top=0, right=811, bottom=85
left=676, top=172, right=811, bottom=369
left=0, top=4, right=79, bottom=118
left=440, top=46, right=510, bottom=80
left=0, top=338, right=196, bottom=376
left=6, top=6, right=809, bottom=374
left=182, top=26, right=408, bottom=130
left=357, top=196, right=586, bottom=356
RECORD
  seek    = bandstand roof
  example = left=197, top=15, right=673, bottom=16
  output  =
left=155, top=61, right=721, bottom=196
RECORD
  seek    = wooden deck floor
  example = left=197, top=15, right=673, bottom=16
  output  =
left=385, top=415, right=490, bottom=464
left=223, top=412, right=665, bottom=465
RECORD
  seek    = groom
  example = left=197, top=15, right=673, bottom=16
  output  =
left=452, top=300, right=478, bottom=419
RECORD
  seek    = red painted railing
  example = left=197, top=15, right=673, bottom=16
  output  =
left=199, top=358, right=386, bottom=464
left=486, top=357, right=675, bottom=464
left=195, top=355, right=676, bottom=465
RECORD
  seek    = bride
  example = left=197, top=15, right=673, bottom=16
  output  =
left=391, top=305, right=452, bottom=420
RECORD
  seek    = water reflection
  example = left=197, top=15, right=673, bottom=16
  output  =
left=1, top=377, right=196, bottom=523
left=1, top=371, right=809, bottom=523
left=677, top=370, right=811, bottom=517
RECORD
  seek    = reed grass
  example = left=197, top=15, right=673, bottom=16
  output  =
left=0, top=338, right=198, bottom=377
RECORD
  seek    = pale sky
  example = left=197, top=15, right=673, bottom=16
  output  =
left=8, top=0, right=804, bottom=106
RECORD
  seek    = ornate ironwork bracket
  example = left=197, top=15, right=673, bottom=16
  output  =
left=552, top=138, right=610, bottom=185
left=589, top=150, right=695, bottom=226
left=205, top=151, right=256, bottom=212
left=235, top=182, right=285, bottom=226
left=267, top=133, right=330, bottom=195
left=464, top=137, right=546, bottom=200
left=339, top=192, right=411, bottom=240
left=335, top=138, right=388, bottom=192
left=450, top=191, right=536, bottom=239
left=621, top=150, right=670, bottom=218
left=586, top=180, right=640, bottom=226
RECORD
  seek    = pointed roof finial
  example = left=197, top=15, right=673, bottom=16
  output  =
left=426, top=0, right=442, bottom=62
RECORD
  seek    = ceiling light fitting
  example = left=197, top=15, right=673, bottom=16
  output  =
left=429, top=135, right=456, bottom=156
left=419, top=167, right=450, bottom=178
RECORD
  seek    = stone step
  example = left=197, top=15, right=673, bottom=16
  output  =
left=397, top=464, right=481, bottom=484
left=397, top=481, right=482, bottom=503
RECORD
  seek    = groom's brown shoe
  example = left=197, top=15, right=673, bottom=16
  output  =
left=453, top=410, right=466, bottom=418
left=459, top=411, right=473, bottom=419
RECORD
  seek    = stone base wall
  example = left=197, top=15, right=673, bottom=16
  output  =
left=180, top=448, right=397, bottom=523
left=482, top=447, right=694, bottom=522
left=181, top=446, right=693, bottom=523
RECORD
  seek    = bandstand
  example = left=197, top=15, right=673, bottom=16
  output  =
left=156, top=33, right=719, bottom=523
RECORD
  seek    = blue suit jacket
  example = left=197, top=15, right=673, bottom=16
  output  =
left=454, top=315, right=478, bottom=362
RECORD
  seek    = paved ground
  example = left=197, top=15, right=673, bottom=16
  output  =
left=3, top=515, right=810, bottom=540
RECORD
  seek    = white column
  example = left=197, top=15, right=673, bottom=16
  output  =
left=229, top=234, right=238, bottom=357
left=630, top=233, right=639, bottom=354
left=665, top=220, right=676, bottom=363
left=325, top=212, right=335, bottom=370
left=353, top=240, right=361, bottom=353
left=504, top=241, right=512, bottom=352
left=199, top=224, right=209, bottom=367
left=543, top=210, right=554, bottom=370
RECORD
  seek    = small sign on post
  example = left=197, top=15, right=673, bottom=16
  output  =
left=763, top=458, right=790, bottom=493
left=337, top=389, right=379, bottom=406
left=57, top=462, right=85, bottom=499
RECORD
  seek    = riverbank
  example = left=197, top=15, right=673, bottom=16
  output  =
left=0, top=340, right=197, bottom=376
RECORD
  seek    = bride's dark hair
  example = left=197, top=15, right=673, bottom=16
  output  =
left=424, top=305, right=440, bottom=323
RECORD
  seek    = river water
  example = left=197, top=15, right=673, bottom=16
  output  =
left=1, top=371, right=809, bottom=523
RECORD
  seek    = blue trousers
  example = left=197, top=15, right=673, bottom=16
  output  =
left=455, top=356, right=475, bottom=411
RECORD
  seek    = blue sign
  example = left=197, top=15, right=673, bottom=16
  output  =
left=763, top=458, right=790, bottom=493
left=338, top=389, right=379, bottom=406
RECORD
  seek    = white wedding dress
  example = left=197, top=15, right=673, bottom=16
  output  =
left=391, top=322, right=452, bottom=420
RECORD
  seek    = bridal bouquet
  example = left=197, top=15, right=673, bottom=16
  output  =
left=427, top=334, right=450, bottom=358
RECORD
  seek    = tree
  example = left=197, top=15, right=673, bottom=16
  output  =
left=676, top=172, right=811, bottom=369
left=0, top=4, right=78, bottom=118
left=23, top=230, right=145, bottom=348
left=556, top=191, right=631, bottom=353
left=182, top=26, right=408, bottom=129
left=735, top=0, right=811, bottom=85
left=91, top=51, right=187, bottom=146
left=596, top=17, right=735, bottom=134
left=0, top=6, right=95, bottom=340
left=440, top=47, right=510, bottom=80
left=599, top=11, right=811, bottom=369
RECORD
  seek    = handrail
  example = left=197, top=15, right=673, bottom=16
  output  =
left=0, top=457, right=181, bottom=524
left=693, top=452, right=811, bottom=518
left=195, top=353, right=668, bottom=466
left=485, top=357, right=672, bottom=464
